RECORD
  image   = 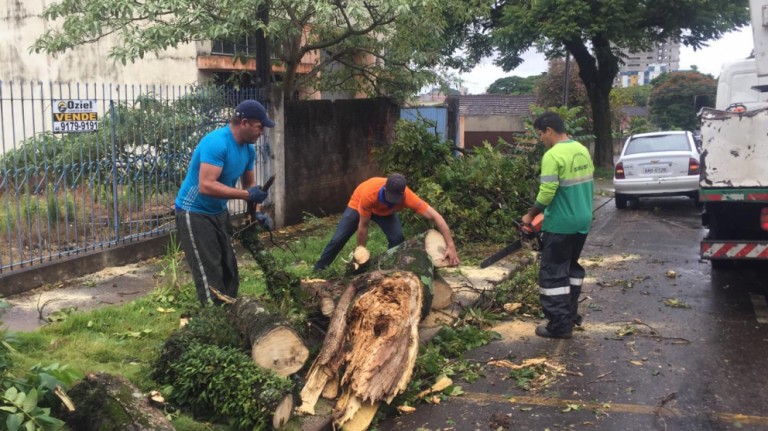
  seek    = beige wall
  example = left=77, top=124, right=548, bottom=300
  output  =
left=464, top=115, right=526, bottom=132
left=1, top=0, right=200, bottom=85
left=1, top=0, right=205, bottom=154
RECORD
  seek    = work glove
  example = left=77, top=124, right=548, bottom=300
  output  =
left=247, top=185, right=268, bottom=203
left=255, top=212, right=274, bottom=231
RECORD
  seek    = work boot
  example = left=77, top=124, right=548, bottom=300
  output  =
left=573, top=314, right=583, bottom=326
left=535, top=324, right=572, bottom=339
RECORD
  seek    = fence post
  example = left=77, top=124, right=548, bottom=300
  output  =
left=109, top=100, right=120, bottom=242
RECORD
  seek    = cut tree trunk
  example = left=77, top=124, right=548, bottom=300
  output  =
left=373, top=231, right=440, bottom=317
left=228, top=296, right=310, bottom=377
left=300, top=230, right=446, bottom=430
left=333, top=271, right=423, bottom=430
left=431, top=272, right=454, bottom=310
left=298, top=271, right=426, bottom=429
left=62, top=373, right=175, bottom=431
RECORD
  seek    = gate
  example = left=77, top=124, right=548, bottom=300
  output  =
left=0, top=81, right=272, bottom=273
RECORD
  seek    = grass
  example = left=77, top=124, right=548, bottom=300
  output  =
left=1, top=212, right=425, bottom=430
left=1, top=210, right=537, bottom=430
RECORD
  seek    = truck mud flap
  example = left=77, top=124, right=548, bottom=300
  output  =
left=701, top=240, right=768, bottom=260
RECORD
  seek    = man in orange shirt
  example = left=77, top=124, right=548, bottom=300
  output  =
left=313, top=173, right=460, bottom=270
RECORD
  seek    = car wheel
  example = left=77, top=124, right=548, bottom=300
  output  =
left=615, top=193, right=629, bottom=209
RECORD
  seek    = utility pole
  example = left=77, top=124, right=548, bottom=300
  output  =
left=563, top=52, right=571, bottom=108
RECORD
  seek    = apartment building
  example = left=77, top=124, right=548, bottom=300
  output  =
left=615, top=40, right=681, bottom=87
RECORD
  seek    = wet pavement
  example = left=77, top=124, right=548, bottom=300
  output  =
left=380, top=195, right=768, bottom=431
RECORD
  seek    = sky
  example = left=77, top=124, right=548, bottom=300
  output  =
left=457, top=27, right=755, bottom=94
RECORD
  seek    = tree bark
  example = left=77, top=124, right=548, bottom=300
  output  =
left=566, top=34, right=620, bottom=168
left=63, top=373, right=175, bottom=431
left=228, top=296, right=310, bottom=376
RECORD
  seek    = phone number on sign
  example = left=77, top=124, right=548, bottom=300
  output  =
left=54, top=121, right=100, bottom=132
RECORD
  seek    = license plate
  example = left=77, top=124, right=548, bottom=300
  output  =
left=642, top=166, right=668, bottom=174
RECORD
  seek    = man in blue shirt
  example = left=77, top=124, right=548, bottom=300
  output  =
left=175, top=100, right=275, bottom=305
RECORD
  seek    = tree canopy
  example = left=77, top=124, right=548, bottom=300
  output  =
left=486, top=75, right=542, bottom=94
left=445, top=0, right=749, bottom=166
left=649, top=71, right=717, bottom=130
left=31, top=0, right=481, bottom=102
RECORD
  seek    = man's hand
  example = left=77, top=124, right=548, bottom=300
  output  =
left=521, top=213, right=533, bottom=225
left=443, top=245, right=460, bottom=266
left=247, top=185, right=268, bottom=203
left=255, top=212, right=273, bottom=231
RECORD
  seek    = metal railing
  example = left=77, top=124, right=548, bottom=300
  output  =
left=0, top=81, right=272, bottom=273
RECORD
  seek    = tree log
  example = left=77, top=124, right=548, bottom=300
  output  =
left=431, top=272, right=455, bottom=310
left=228, top=296, right=310, bottom=377
left=62, top=373, right=174, bottom=431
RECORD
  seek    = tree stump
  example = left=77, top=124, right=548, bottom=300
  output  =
left=62, top=373, right=174, bottom=431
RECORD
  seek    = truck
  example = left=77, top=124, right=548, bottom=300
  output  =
left=699, top=0, right=768, bottom=267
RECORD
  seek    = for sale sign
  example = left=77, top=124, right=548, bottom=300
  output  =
left=52, top=99, right=99, bottom=133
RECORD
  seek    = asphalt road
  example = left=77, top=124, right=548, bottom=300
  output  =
left=381, top=195, right=768, bottom=431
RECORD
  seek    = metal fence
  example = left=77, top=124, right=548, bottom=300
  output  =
left=0, top=81, right=272, bottom=273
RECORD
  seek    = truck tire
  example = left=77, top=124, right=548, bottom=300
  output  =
left=615, top=193, right=629, bottom=209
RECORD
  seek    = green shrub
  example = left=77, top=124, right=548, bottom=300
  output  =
left=155, top=342, right=292, bottom=431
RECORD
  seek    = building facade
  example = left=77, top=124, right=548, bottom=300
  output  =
left=615, top=40, right=681, bottom=87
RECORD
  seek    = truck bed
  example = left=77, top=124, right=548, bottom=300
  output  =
left=699, top=107, right=768, bottom=188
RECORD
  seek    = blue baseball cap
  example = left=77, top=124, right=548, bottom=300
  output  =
left=384, top=173, right=406, bottom=204
left=235, top=100, right=275, bottom=128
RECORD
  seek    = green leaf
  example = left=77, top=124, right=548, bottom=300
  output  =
left=21, top=389, right=38, bottom=413
left=6, top=413, right=23, bottom=431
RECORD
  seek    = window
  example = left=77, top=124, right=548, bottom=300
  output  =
left=211, top=36, right=258, bottom=56
left=625, top=135, right=690, bottom=155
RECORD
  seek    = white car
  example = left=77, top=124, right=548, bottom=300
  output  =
left=613, top=131, right=701, bottom=209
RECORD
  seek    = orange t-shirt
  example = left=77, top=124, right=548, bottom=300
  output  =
left=347, top=177, right=429, bottom=217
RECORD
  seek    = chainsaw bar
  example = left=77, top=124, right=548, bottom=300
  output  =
left=480, top=239, right=522, bottom=268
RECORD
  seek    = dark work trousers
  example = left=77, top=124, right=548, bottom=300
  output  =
left=314, top=207, right=405, bottom=270
left=538, top=231, right=588, bottom=335
left=176, top=209, right=239, bottom=305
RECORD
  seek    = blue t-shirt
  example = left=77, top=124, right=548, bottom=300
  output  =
left=175, top=126, right=256, bottom=214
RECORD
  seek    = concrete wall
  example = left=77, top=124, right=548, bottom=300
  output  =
left=1, top=0, right=200, bottom=85
left=1, top=0, right=202, bottom=155
left=464, top=115, right=525, bottom=131
left=282, top=98, right=398, bottom=226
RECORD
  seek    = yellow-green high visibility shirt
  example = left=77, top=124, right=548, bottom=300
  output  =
left=534, top=140, right=594, bottom=234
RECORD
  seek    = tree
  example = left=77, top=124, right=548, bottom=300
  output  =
left=614, top=86, right=652, bottom=107
left=486, top=75, right=542, bottom=94
left=443, top=0, right=748, bottom=167
left=31, top=0, right=478, bottom=102
left=649, top=71, right=717, bottom=130
left=535, top=59, right=589, bottom=114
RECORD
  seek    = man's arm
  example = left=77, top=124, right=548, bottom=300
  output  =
left=356, top=213, right=371, bottom=247
left=198, top=163, right=249, bottom=200
left=421, top=206, right=460, bottom=266
left=523, top=153, right=558, bottom=224
left=241, top=169, right=256, bottom=190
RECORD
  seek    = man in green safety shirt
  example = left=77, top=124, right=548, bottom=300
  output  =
left=522, top=111, right=594, bottom=339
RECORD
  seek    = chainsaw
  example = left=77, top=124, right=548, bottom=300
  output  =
left=235, top=174, right=276, bottom=236
left=479, top=213, right=543, bottom=268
